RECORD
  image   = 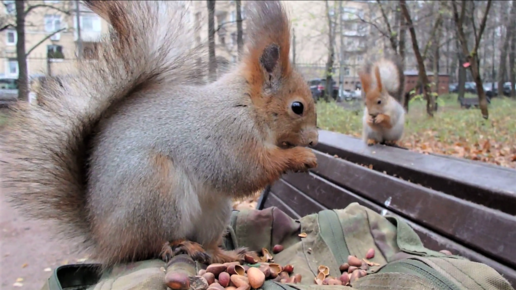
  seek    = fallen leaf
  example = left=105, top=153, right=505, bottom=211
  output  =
left=44, top=268, right=52, bottom=272
left=21, top=263, right=28, bottom=268
left=16, top=278, right=23, bottom=282
left=13, top=282, right=23, bottom=287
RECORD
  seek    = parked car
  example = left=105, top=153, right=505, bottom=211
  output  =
left=449, top=83, right=458, bottom=93
left=464, top=82, right=477, bottom=94
left=448, top=82, right=476, bottom=94
left=483, top=82, right=498, bottom=98
left=0, top=77, right=18, bottom=90
left=340, top=89, right=362, bottom=101
left=307, top=78, right=339, bottom=101
left=503, top=82, right=515, bottom=96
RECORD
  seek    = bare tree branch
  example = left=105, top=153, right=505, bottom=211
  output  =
left=451, top=0, right=468, bottom=56
left=356, top=14, right=391, bottom=40
left=214, top=18, right=245, bottom=33
left=25, top=4, right=71, bottom=16
left=473, top=0, right=492, bottom=55
left=422, top=12, right=442, bottom=59
left=470, top=1, right=478, bottom=39
left=0, top=23, right=15, bottom=32
left=376, top=0, right=397, bottom=51
left=25, top=27, right=66, bottom=57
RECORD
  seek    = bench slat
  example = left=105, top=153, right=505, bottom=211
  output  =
left=261, top=191, right=301, bottom=219
left=314, top=130, right=516, bottom=216
left=310, top=150, right=516, bottom=269
left=269, top=178, right=326, bottom=216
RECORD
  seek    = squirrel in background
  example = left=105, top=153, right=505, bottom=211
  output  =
left=0, top=1, right=318, bottom=270
left=359, top=56, right=406, bottom=146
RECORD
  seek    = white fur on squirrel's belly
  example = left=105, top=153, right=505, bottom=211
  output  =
left=362, top=106, right=405, bottom=143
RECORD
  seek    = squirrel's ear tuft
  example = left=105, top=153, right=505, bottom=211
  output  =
left=374, top=66, right=384, bottom=93
left=359, top=71, right=371, bottom=95
left=242, top=1, right=292, bottom=92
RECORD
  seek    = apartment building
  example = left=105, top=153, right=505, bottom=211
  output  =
left=1, top=0, right=385, bottom=91
left=191, top=1, right=378, bottom=89
left=0, top=0, right=110, bottom=81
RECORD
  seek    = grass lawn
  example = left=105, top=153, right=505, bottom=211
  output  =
left=316, top=94, right=516, bottom=169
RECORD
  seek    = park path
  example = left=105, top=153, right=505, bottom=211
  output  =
left=0, top=157, right=90, bottom=290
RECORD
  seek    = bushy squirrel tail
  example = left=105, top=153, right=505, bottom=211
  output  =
left=0, top=1, right=203, bottom=247
left=362, top=54, right=405, bottom=104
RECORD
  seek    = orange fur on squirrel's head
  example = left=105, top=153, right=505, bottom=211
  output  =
left=241, top=1, right=317, bottom=148
left=359, top=66, right=389, bottom=116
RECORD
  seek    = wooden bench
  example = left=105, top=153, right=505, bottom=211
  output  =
left=257, top=130, right=516, bottom=288
left=459, top=96, right=491, bottom=109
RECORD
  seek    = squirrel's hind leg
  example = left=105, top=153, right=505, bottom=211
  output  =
left=204, top=235, right=260, bottom=264
left=161, top=240, right=211, bottom=264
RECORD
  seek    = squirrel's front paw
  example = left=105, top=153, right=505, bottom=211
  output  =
left=366, top=115, right=375, bottom=126
left=374, top=114, right=385, bottom=124
left=289, top=147, right=317, bottom=171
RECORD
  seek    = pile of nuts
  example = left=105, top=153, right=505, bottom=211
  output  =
left=314, top=248, right=378, bottom=286
left=165, top=245, right=382, bottom=290
left=165, top=245, right=299, bottom=290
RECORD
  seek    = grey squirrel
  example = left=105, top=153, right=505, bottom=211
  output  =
left=359, top=56, right=406, bottom=146
left=0, top=1, right=318, bottom=270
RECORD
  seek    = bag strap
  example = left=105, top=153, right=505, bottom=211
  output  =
left=386, top=216, right=461, bottom=259
left=317, top=209, right=350, bottom=266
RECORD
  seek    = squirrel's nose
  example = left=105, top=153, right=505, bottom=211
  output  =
left=369, top=113, right=377, bottom=118
left=308, top=134, right=318, bottom=147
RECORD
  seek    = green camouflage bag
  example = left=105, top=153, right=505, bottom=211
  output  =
left=41, top=203, right=515, bottom=290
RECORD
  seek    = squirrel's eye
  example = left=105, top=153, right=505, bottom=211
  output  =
left=377, top=100, right=382, bottom=105
left=291, top=101, right=304, bottom=115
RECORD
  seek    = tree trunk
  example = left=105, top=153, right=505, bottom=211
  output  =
left=456, top=37, right=466, bottom=99
left=236, top=0, right=243, bottom=61
left=399, top=7, right=409, bottom=111
left=432, top=52, right=439, bottom=111
left=207, top=0, right=217, bottom=82
left=508, top=0, right=516, bottom=98
left=400, top=0, right=434, bottom=117
left=15, top=0, right=29, bottom=102
left=324, top=0, right=335, bottom=102
left=338, top=0, right=344, bottom=96
left=432, top=21, right=441, bottom=112
left=510, top=32, right=516, bottom=98
left=497, top=2, right=512, bottom=96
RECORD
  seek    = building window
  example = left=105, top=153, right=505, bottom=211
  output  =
left=47, top=44, right=64, bottom=59
left=6, top=29, right=16, bottom=45
left=45, top=15, right=62, bottom=41
left=344, top=67, right=350, bottom=76
left=357, top=23, right=367, bottom=34
left=7, top=58, right=18, bottom=76
left=80, top=14, right=101, bottom=32
left=230, top=10, right=236, bottom=22
left=4, top=0, right=15, bottom=15
left=44, top=0, right=60, bottom=3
